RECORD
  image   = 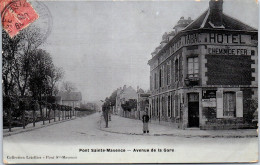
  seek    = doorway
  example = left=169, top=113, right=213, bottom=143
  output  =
left=188, top=93, right=199, bottom=127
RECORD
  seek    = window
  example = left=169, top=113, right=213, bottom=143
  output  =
left=152, top=99, right=155, bottom=116
left=159, top=69, right=162, bottom=87
left=171, top=94, right=175, bottom=117
left=157, top=98, right=159, bottom=116
left=223, top=92, right=236, bottom=117
left=175, top=95, right=179, bottom=117
left=175, top=59, right=179, bottom=81
left=168, top=95, right=171, bottom=117
left=166, top=62, right=171, bottom=85
left=154, top=73, right=157, bottom=89
left=161, top=97, right=164, bottom=116
left=188, top=57, right=199, bottom=78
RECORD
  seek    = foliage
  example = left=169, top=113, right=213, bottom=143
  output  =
left=244, top=98, right=258, bottom=123
left=61, top=81, right=76, bottom=93
left=121, top=99, right=137, bottom=111
left=2, top=25, right=64, bottom=124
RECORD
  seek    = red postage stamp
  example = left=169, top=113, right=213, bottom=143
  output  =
left=1, top=0, right=39, bottom=38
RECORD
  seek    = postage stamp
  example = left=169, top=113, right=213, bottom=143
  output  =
left=1, top=0, right=39, bottom=38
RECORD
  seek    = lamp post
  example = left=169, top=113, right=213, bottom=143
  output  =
left=184, top=77, right=190, bottom=87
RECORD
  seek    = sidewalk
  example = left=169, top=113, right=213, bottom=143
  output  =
left=3, top=117, right=76, bottom=137
left=99, top=115, right=258, bottom=138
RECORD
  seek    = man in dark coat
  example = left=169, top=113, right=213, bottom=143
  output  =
left=142, top=110, right=150, bottom=133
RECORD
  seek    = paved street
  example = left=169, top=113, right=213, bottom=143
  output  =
left=3, top=113, right=258, bottom=163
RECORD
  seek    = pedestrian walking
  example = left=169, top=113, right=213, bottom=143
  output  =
left=142, top=110, right=150, bottom=134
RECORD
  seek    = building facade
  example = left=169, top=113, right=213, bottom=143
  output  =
left=57, top=91, right=82, bottom=108
left=115, top=85, right=138, bottom=117
left=148, top=0, right=258, bottom=129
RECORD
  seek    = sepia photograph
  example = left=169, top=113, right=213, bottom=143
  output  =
left=1, top=0, right=259, bottom=163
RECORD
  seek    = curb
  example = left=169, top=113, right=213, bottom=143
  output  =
left=3, top=117, right=77, bottom=137
left=98, top=119, right=258, bottom=138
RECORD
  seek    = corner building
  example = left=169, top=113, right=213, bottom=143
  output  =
left=148, top=0, right=258, bottom=129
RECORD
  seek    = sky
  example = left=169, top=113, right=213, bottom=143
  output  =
left=34, top=0, right=258, bottom=102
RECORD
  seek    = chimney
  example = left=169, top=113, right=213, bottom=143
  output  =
left=123, top=85, right=126, bottom=90
left=209, top=0, right=224, bottom=27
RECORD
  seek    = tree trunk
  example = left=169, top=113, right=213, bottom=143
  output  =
left=40, top=103, right=45, bottom=125
left=33, top=110, right=35, bottom=127
left=48, top=106, right=51, bottom=123
left=54, top=109, right=56, bottom=122
left=8, top=107, right=12, bottom=132
left=22, top=106, right=25, bottom=129
left=59, top=109, right=61, bottom=121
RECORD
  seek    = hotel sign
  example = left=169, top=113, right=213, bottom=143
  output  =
left=207, top=47, right=249, bottom=55
left=169, top=32, right=252, bottom=55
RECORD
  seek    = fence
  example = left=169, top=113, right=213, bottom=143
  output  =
left=3, top=97, right=95, bottom=132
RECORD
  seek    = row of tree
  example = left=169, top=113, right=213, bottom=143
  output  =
left=3, top=26, right=63, bottom=101
left=2, top=26, right=64, bottom=130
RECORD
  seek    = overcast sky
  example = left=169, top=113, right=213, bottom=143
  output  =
left=36, top=0, right=258, bottom=102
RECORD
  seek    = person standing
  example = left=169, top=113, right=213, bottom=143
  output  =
left=142, top=111, right=150, bottom=133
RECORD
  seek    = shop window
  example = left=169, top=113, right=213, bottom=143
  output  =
left=187, top=57, right=199, bottom=78
left=223, top=92, right=236, bottom=117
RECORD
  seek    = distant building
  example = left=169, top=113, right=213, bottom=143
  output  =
left=115, top=85, right=138, bottom=116
left=85, top=102, right=97, bottom=111
left=148, top=0, right=257, bottom=129
left=137, top=88, right=150, bottom=119
left=57, top=91, right=82, bottom=108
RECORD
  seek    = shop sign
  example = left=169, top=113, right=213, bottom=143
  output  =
left=202, top=90, right=216, bottom=99
left=207, top=47, right=249, bottom=55
left=202, top=98, right=216, bottom=107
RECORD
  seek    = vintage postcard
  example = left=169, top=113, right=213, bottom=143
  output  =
left=1, top=0, right=259, bottom=163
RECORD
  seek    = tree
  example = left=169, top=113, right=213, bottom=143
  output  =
left=61, top=81, right=76, bottom=93
left=2, top=30, right=24, bottom=97
left=121, top=99, right=137, bottom=111
left=28, top=49, right=55, bottom=124
left=13, top=26, right=45, bottom=97
left=47, top=66, right=64, bottom=96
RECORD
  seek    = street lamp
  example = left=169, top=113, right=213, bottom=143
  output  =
left=184, top=77, right=190, bottom=86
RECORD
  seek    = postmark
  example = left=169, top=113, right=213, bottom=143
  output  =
left=29, top=0, right=53, bottom=43
left=1, top=0, right=39, bottom=38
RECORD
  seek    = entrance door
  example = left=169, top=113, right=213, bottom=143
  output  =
left=188, top=93, right=199, bottom=127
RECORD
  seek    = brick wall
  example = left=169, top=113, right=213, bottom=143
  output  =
left=205, top=55, right=254, bottom=85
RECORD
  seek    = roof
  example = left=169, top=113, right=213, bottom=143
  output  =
left=184, top=9, right=257, bottom=32
left=58, top=92, right=82, bottom=101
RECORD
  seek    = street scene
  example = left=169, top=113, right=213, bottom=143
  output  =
left=3, top=113, right=258, bottom=163
left=1, top=0, right=259, bottom=163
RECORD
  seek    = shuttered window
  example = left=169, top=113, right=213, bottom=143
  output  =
left=216, top=91, right=223, bottom=118
left=223, top=92, right=236, bottom=117
left=236, top=91, right=243, bottom=117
